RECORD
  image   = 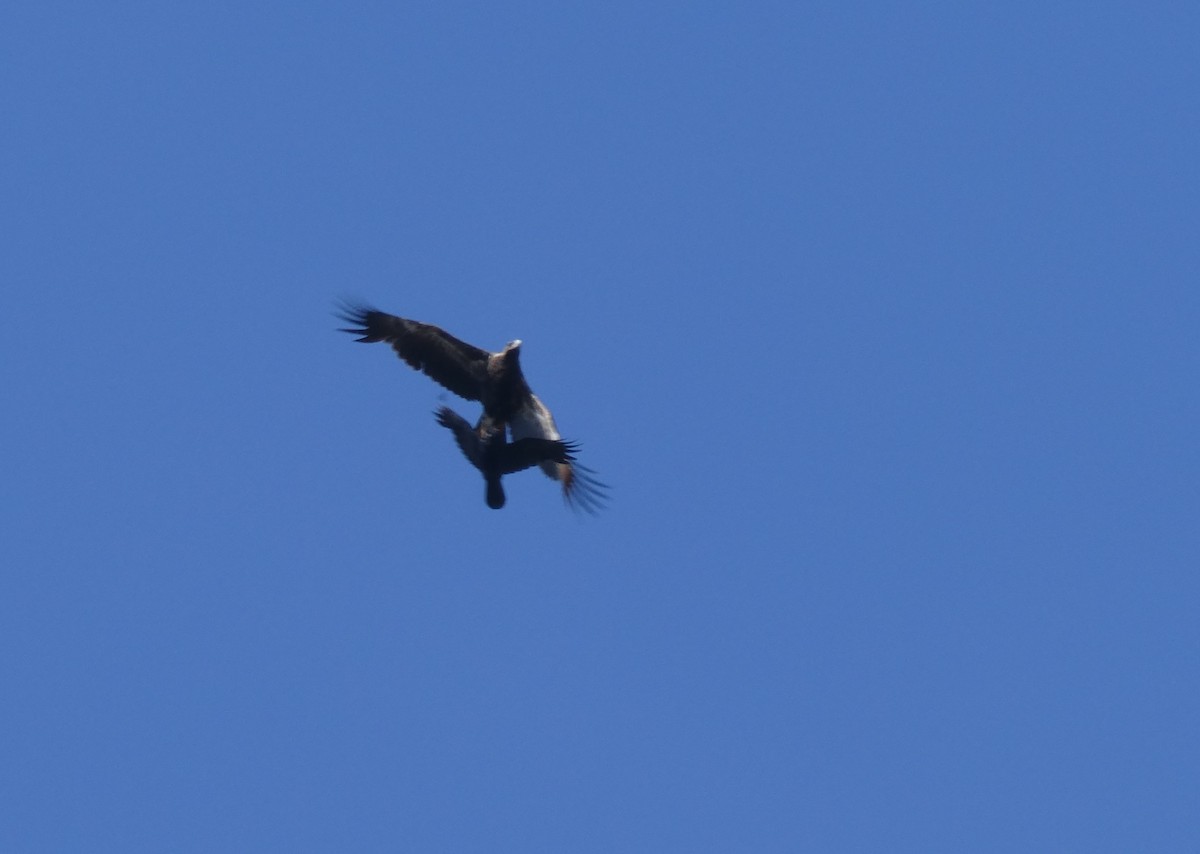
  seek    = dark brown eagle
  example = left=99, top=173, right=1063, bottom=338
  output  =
left=338, top=303, right=607, bottom=512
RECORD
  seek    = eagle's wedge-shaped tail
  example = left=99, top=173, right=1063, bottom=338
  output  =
left=559, top=461, right=609, bottom=515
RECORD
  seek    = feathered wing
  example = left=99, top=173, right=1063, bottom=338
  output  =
left=434, top=406, right=484, bottom=470
left=510, top=394, right=609, bottom=514
left=497, top=437, right=580, bottom=475
left=338, top=303, right=491, bottom=401
left=558, top=462, right=609, bottom=515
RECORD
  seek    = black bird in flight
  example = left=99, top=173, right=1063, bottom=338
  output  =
left=434, top=406, right=600, bottom=511
left=338, top=303, right=607, bottom=512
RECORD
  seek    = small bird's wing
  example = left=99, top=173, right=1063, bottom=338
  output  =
left=496, top=438, right=579, bottom=475
left=338, top=303, right=490, bottom=401
left=434, top=406, right=484, bottom=470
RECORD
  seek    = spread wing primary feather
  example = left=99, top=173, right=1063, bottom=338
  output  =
left=336, top=303, right=491, bottom=401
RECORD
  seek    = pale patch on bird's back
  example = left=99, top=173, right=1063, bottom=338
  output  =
left=510, top=394, right=562, bottom=479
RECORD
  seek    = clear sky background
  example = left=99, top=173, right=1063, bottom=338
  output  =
left=2, top=2, right=1197, bottom=851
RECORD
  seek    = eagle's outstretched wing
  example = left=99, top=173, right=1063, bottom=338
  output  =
left=338, top=303, right=491, bottom=401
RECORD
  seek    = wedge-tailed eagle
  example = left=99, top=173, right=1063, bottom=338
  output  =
left=338, top=303, right=607, bottom=511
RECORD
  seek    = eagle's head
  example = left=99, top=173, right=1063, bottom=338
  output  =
left=503, top=339, right=523, bottom=361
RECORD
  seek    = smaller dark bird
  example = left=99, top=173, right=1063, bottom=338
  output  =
left=434, top=406, right=588, bottom=510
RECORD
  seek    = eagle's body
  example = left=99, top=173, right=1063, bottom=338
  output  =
left=338, top=303, right=607, bottom=512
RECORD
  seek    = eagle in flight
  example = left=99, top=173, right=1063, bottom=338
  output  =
left=338, top=303, right=607, bottom=512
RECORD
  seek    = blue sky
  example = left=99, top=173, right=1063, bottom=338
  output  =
left=2, top=2, right=1197, bottom=850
